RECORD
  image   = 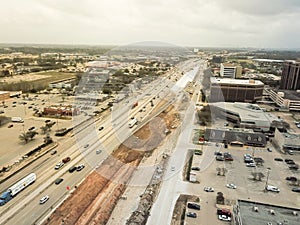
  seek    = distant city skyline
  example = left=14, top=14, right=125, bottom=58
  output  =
left=1, top=0, right=300, bottom=49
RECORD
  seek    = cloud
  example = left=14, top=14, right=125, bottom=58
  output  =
left=0, top=0, right=299, bottom=48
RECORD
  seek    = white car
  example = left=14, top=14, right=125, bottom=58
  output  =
left=265, top=185, right=280, bottom=193
left=218, top=214, right=231, bottom=221
left=39, top=195, right=49, bottom=204
left=226, top=183, right=237, bottom=189
left=171, top=166, right=175, bottom=171
left=204, top=187, right=215, bottom=192
left=54, top=162, right=64, bottom=170
left=246, top=162, right=256, bottom=167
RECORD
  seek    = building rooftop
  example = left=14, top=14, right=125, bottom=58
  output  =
left=211, top=102, right=280, bottom=123
left=221, top=63, right=237, bottom=67
left=211, top=77, right=264, bottom=85
left=238, top=200, right=300, bottom=225
left=279, top=90, right=300, bottom=101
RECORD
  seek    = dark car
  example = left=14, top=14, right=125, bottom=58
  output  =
left=191, top=167, right=200, bottom=171
left=292, top=187, right=300, bottom=193
left=98, top=126, right=104, bottom=131
left=274, top=158, right=283, bottom=162
left=289, top=164, right=299, bottom=170
left=54, top=178, right=64, bottom=185
left=286, top=160, right=295, bottom=165
left=8, top=124, right=13, bottom=128
left=186, top=212, right=197, bottom=218
left=286, top=176, right=297, bottom=182
left=285, top=158, right=293, bottom=163
left=69, top=166, right=77, bottom=173
left=187, top=202, right=200, bottom=210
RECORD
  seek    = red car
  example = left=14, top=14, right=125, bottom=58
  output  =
left=62, top=157, right=71, bottom=163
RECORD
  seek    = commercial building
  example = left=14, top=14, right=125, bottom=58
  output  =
left=220, top=63, right=242, bottom=78
left=0, top=91, right=10, bottom=102
left=43, top=105, right=80, bottom=116
left=49, top=78, right=76, bottom=89
left=204, top=128, right=267, bottom=147
left=274, top=129, right=300, bottom=152
left=209, top=102, right=280, bottom=132
left=234, top=200, right=300, bottom=225
left=209, top=77, right=264, bottom=103
left=280, top=61, right=300, bottom=90
left=264, top=88, right=300, bottom=111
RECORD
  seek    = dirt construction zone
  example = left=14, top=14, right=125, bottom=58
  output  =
left=43, top=105, right=180, bottom=225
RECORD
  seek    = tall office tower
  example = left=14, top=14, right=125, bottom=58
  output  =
left=280, top=61, right=300, bottom=90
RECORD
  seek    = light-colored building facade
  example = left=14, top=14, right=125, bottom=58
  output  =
left=274, top=129, right=300, bottom=152
left=264, top=88, right=300, bottom=111
left=220, top=63, right=242, bottom=78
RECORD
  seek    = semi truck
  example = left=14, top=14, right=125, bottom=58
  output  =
left=11, top=117, right=24, bottom=123
left=0, top=173, right=36, bottom=206
left=129, top=118, right=137, bottom=128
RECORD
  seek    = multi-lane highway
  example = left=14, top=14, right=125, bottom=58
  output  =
left=0, top=58, right=203, bottom=225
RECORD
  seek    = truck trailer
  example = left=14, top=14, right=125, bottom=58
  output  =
left=0, top=173, right=36, bottom=206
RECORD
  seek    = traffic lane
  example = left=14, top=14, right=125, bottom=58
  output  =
left=6, top=161, right=92, bottom=225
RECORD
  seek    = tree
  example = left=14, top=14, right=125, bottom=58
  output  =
left=19, top=133, right=29, bottom=143
left=40, top=126, right=49, bottom=134
left=216, top=192, right=225, bottom=205
left=216, top=167, right=227, bottom=176
left=27, top=131, right=38, bottom=140
left=251, top=172, right=265, bottom=181
left=44, top=133, right=53, bottom=144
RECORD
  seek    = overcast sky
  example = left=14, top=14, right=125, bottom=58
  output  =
left=1, top=0, right=300, bottom=48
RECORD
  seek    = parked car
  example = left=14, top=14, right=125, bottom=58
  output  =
left=187, top=202, right=200, bottom=210
left=287, top=150, right=294, bottom=155
left=265, top=185, right=280, bottom=193
left=98, top=126, right=104, bottom=131
left=84, top=144, right=89, bottom=148
left=39, top=195, right=49, bottom=204
left=204, top=187, right=214, bottom=192
left=289, top=164, right=299, bottom=170
left=218, top=214, right=231, bottom=221
left=274, top=158, right=283, bottom=162
left=286, top=176, right=297, bottom=182
left=267, top=147, right=272, bottom=152
left=54, top=178, right=64, bottom=185
left=226, top=183, right=237, bottom=189
left=246, top=162, right=256, bottom=167
left=217, top=208, right=232, bottom=217
left=216, top=155, right=225, bottom=161
left=8, top=124, right=13, bottom=128
left=186, top=212, right=197, bottom=218
left=291, top=187, right=300, bottom=193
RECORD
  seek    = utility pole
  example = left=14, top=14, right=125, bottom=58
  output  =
left=265, top=167, right=271, bottom=190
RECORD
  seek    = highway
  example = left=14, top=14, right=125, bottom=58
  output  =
left=0, top=58, right=203, bottom=225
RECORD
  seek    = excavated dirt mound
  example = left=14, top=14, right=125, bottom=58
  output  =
left=44, top=105, right=179, bottom=225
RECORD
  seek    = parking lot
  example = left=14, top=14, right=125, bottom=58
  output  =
left=182, top=140, right=300, bottom=225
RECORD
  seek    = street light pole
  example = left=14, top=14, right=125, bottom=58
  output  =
left=265, top=167, right=271, bottom=189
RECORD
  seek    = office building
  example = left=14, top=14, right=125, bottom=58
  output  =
left=280, top=61, right=300, bottom=90
left=209, top=102, right=280, bottom=132
left=209, top=77, right=264, bottom=103
left=220, top=63, right=242, bottom=78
